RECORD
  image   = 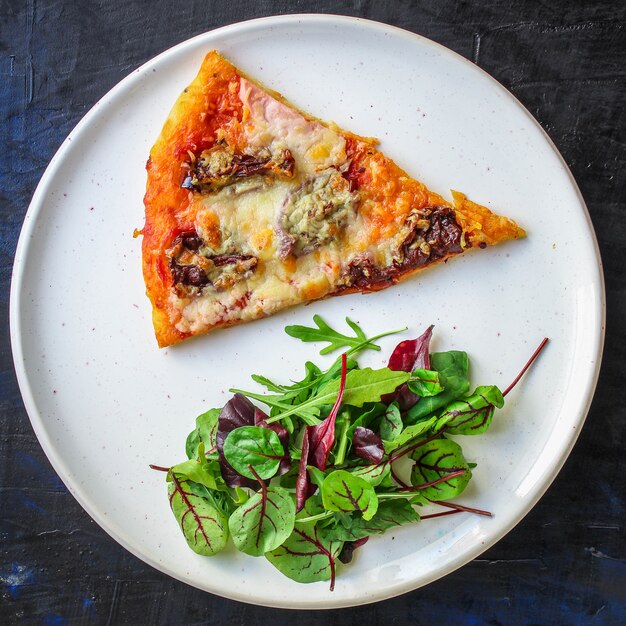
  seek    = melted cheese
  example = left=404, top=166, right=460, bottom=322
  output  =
left=172, top=77, right=401, bottom=336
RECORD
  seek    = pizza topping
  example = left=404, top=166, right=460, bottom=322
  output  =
left=166, top=230, right=258, bottom=294
left=400, top=206, right=464, bottom=265
left=278, top=169, right=358, bottom=258
left=182, top=143, right=295, bottom=193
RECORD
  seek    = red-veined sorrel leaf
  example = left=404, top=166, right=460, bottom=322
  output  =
left=383, top=325, right=434, bottom=410
left=216, top=394, right=258, bottom=488
left=410, top=438, right=471, bottom=500
left=307, top=353, right=348, bottom=470
left=350, top=461, right=391, bottom=487
left=223, top=426, right=285, bottom=480
left=265, top=522, right=343, bottom=590
left=168, top=474, right=228, bottom=556
left=321, top=470, right=379, bottom=521
left=228, top=482, right=295, bottom=557
left=329, top=499, right=420, bottom=542
left=435, top=385, right=504, bottom=435
left=379, top=402, right=403, bottom=442
left=407, top=369, right=444, bottom=397
left=352, top=427, right=384, bottom=464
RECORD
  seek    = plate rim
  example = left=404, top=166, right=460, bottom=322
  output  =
left=9, top=13, right=606, bottom=609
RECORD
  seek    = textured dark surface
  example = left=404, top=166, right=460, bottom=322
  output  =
left=1, top=1, right=625, bottom=624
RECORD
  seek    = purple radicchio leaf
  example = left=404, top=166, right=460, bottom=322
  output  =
left=255, top=408, right=291, bottom=476
left=382, top=325, right=434, bottom=411
left=216, top=393, right=258, bottom=489
left=338, top=536, right=369, bottom=564
left=352, top=427, right=385, bottom=464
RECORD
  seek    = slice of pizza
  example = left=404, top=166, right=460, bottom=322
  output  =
left=140, top=51, right=524, bottom=347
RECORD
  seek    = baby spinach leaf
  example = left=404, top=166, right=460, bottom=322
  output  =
left=255, top=411, right=291, bottom=476
left=168, top=475, right=228, bottom=556
left=285, top=314, right=374, bottom=355
left=266, top=522, right=343, bottom=590
left=223, top=426, right=285, bottom=480
left=383, top=417, right=438, bottom=454
left=379, top=402, right=403, bottom=442
left=352, top=427, right=385, bottom=464
left=436, top=386, right=504, bottom=435
left=407, top=369, right=444, bottom=397
left=228, top=485, right=295, bottom=556
left=328, top=499, right=420, bottom=542
left=410, top=438, right=471, bottom=501
left=405, top=351, right=470, bottom=423
left=321, top=470, right=379, bottom=521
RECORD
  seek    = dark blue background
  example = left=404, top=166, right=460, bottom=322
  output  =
left=1, top=1, right=624, bottom=624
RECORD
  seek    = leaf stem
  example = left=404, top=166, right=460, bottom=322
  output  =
left=421, top=510, right=462, bottom=520
left=502, top=337, right=549, bottom=397
left=295, top=510, right=335, bottom=524
left=388, top=432, right=441, bottom=464
left=397, top=469, right=467, bottom=492
left=149, top=464, right=170, bottom=472
left=430, top=499, right=493, bottom=517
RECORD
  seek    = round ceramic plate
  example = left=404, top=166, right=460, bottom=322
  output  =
left=10, top=15, right=604, bottom=609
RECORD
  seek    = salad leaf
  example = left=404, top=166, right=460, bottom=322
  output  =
left=228, top=486, right=295, bottom=556
left=266, top=522, right=343, bottom=589
left=407, top=369, right=444, bottom=397
left=196, top=408, right=220, bottom=456
left=321, top=470, right=379, bottom=521
left=410, top=438, right=471, bottom=501
left=436, top=385, right=504, bottom=435
left=328, top=499, right=420, bottom=542
left=285, top=314, right=374, bottom=355
left=383, top=417, right=438, bottom=454
left=168, top=475, right=229, bottom=556
left=379, top=402, right=403, bottom=442
left=169, top=444, right=227, bottom=491
left=350, top=461, right=392, bottom=487
left=405, top=351, right=470, bottom=423
left=216, top=394, right=258, bottom=489
left=223, top=426, right=285, bottom=481
left=352, top=427, right=385, bottom=464
left=383, top=325, right=434, bottom=410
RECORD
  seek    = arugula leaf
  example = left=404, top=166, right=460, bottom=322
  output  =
left=405, top=351, right=470, bottom=424
left=266, top=522, right=344, bottom=589
left=321, top=470, right=379, bottom=521
left=254, top=368, right=409, bottom=425
left=223, top=426, right=285, bottom=480
left=407, top=369, right=444, bottom=397
left=379, top=402, right=403, bottom=442
left=168, top=475, right=229, bottom=556
left=327, top=499, right=420, bottom=542
left=436, top=386, right=504, bottom=435
left=285, top=315, right=374, bottom=354
left=410, top=438, right=471, bottom=500
left=228, top=486, right=295, bottom=556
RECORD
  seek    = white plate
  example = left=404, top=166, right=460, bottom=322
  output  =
left=10, top=15, right=604, bottom=609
